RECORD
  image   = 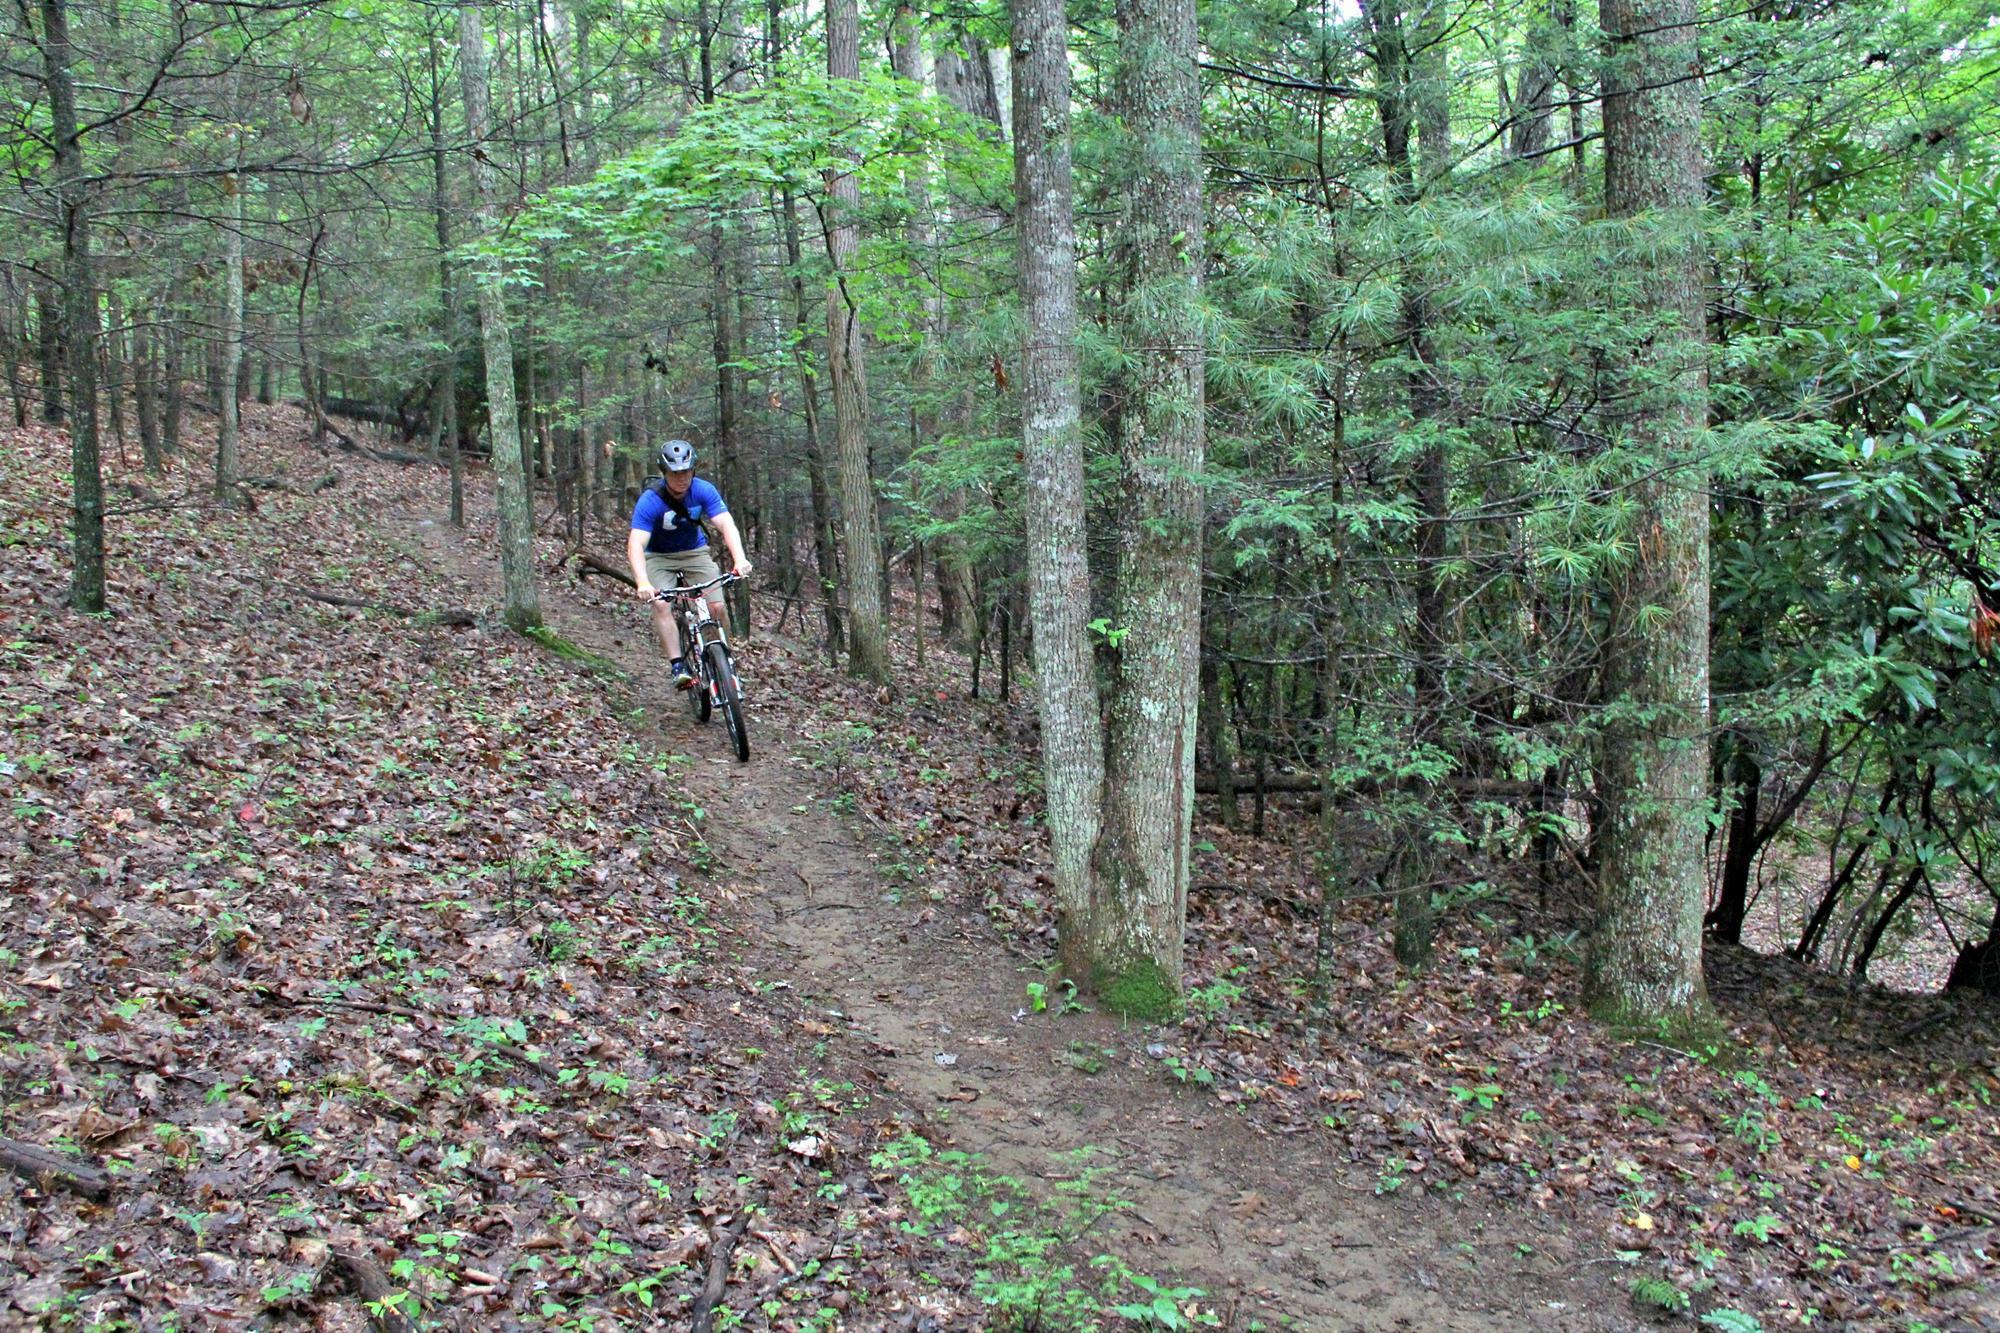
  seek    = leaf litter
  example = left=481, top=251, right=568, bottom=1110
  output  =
left=0, top=407, right=986, bottom=1329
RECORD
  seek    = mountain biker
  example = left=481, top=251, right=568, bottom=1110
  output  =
left=628, top=439, right=753, bottom=690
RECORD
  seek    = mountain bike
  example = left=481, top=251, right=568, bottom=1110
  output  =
left=656, top=572, right=749, bottom=762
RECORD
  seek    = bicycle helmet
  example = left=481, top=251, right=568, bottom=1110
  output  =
left=657, top=439, right=697, bottom=472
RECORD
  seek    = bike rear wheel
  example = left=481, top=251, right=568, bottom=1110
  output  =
left=705, top=641, right=749, bottom=762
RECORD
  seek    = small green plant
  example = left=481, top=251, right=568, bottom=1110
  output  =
left=1110, top=1271, right=1220, bottom=1328
left=1450, top=1083, right=1504, bottom=1116
left=259, top=1271, right=317, bottom=1306
left=1732, top=1212, right=1783, bottom=1244
left=1186, top=970, right=1246, bottom=1021
left=1628, top=1275, right=1690, bottom=1315
left=535, top=920, right=581, bottom=963
left=1700, top=1311, right=1764, bottom=1332
left=1375, top=1157, right=1409, bottom=1195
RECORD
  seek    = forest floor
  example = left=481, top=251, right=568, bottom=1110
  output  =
left=1, top=405, right=1995, bottom=1331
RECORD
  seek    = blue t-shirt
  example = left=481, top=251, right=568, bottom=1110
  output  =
left=631, top=477, right=728, bottom=554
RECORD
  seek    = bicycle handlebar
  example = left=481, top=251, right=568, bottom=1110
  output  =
left=651, top=571, right=743, bottom=602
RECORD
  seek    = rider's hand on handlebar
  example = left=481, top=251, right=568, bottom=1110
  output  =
left=733, top=558, right=754, bottom=578
left=635, top=582, right=658, bottom=602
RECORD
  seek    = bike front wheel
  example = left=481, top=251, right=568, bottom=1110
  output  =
left=688, top=640, right=712, bottom=724
left=705, top=641, right=749, bottom=762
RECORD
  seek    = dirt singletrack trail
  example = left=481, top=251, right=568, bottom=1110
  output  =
left=402, top=511, right=1632, bottom=1330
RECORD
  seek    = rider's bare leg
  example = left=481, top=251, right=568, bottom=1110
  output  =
left=650, top=600, right=682, bottom=660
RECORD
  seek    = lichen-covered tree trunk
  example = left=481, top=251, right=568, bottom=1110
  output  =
left=824, top=0, right=889, bottom=682
left=457, top=1, right=543, bottom=633
left=42, top=0, right=103, bottom=612
left=1078, top=0, right=1207, bottom=1017
left=1011, top=0, right=1106, bottom=975
left=1584, top=0, right=1716, bottom=1033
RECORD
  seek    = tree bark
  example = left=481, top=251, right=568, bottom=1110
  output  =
left=1583, top=0, right=1716, bottom=1033
left=458, top=1, right=544, bottom=632
left=781, top=184, right=844, bottom=665
left=1012, top=0, right=1107, bottom=980
left=215, top=160, right=246, bottom=500
left=428, top=25, right=465, bottom=528
left=1508, top=1, right=1562, bottom=160
left=36, top=283, right=63, bottom=423
left=0, top=268, right=26, bottom=427
left=1077, top=0, right=1207, bottom=1017
left=41, top=0, right=104, bottom=612
left=133, top=310, right=161, bottom=472
left=825, top=0, right=890, bottom=681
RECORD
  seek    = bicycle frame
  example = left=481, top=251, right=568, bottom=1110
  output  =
left=653, top=572, right=750, bottom=760
left=662, top=572, right=736, bottom=666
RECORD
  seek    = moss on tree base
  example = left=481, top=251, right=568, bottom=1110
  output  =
left=1092, top=956, right=1181, bottom=1023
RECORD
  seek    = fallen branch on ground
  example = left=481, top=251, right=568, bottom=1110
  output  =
left=689, top=1204, right=759, bottom=1333
left=242, top=576, right=478, bottom=627
left=0, top=1136, right=111, bottom=1200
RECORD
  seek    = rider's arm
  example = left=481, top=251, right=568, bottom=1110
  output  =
left=628, top=488, right=665, bottom=595
left=709, top=512, right=751, bottom=576
left=627, top=527, right=654, bottom=595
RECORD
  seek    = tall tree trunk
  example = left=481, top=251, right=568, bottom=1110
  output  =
left=133, top=312, right=161, bottom=472
left=42, top=0, right=103, bottom=612
left=458, top=1, right=544, bottom=632
left=782, top=185, right=844, bottom=664
left=1583, top=0, right=1716, bottom=1033
left=825, top=0, right=889, bottom=681
left=1709, top=743, right=1760, bottom=944
left=1012, top=0, right=1106, bottom=981
left=215, top=164, right=245, bottom=500
left=1508, top=1, right=1561, bottom=160
left=1079, top=0, right=1207, bottom=1017
left=162, top=305, right=184, bottom=454
left=1, top=268, right=26, bottom=427
left=1367, top=0, right=1450, bottom=970
left=102, top=290, right=126, bottom=454
left=37, top=284, right=63, bottom=423
left=428, top=12, right=460, bottom=528
left=931, top=26, right=1002, bottom=651
left=257, top=315, right=274, bottom=405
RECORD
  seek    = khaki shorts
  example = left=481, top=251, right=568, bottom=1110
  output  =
left=644, top=548, right=723, bottom=601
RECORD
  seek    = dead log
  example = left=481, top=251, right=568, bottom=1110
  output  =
left=243, top=576, right=478, bottom=627
left=328, top=1249, right=417, bottom=1333
left=571, top=549, right=636, bottom=588
left=242, top=470, right=340, bottom=496
left=0, top=1136, right=111, bottom=1200
left=320, top=394, right=428, bottom=441
left=1194, top=772, right=1559, bottom=801
left=289, top=400, right=427, bottom=465
left=689, top=1206, right=757, bottom=1333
